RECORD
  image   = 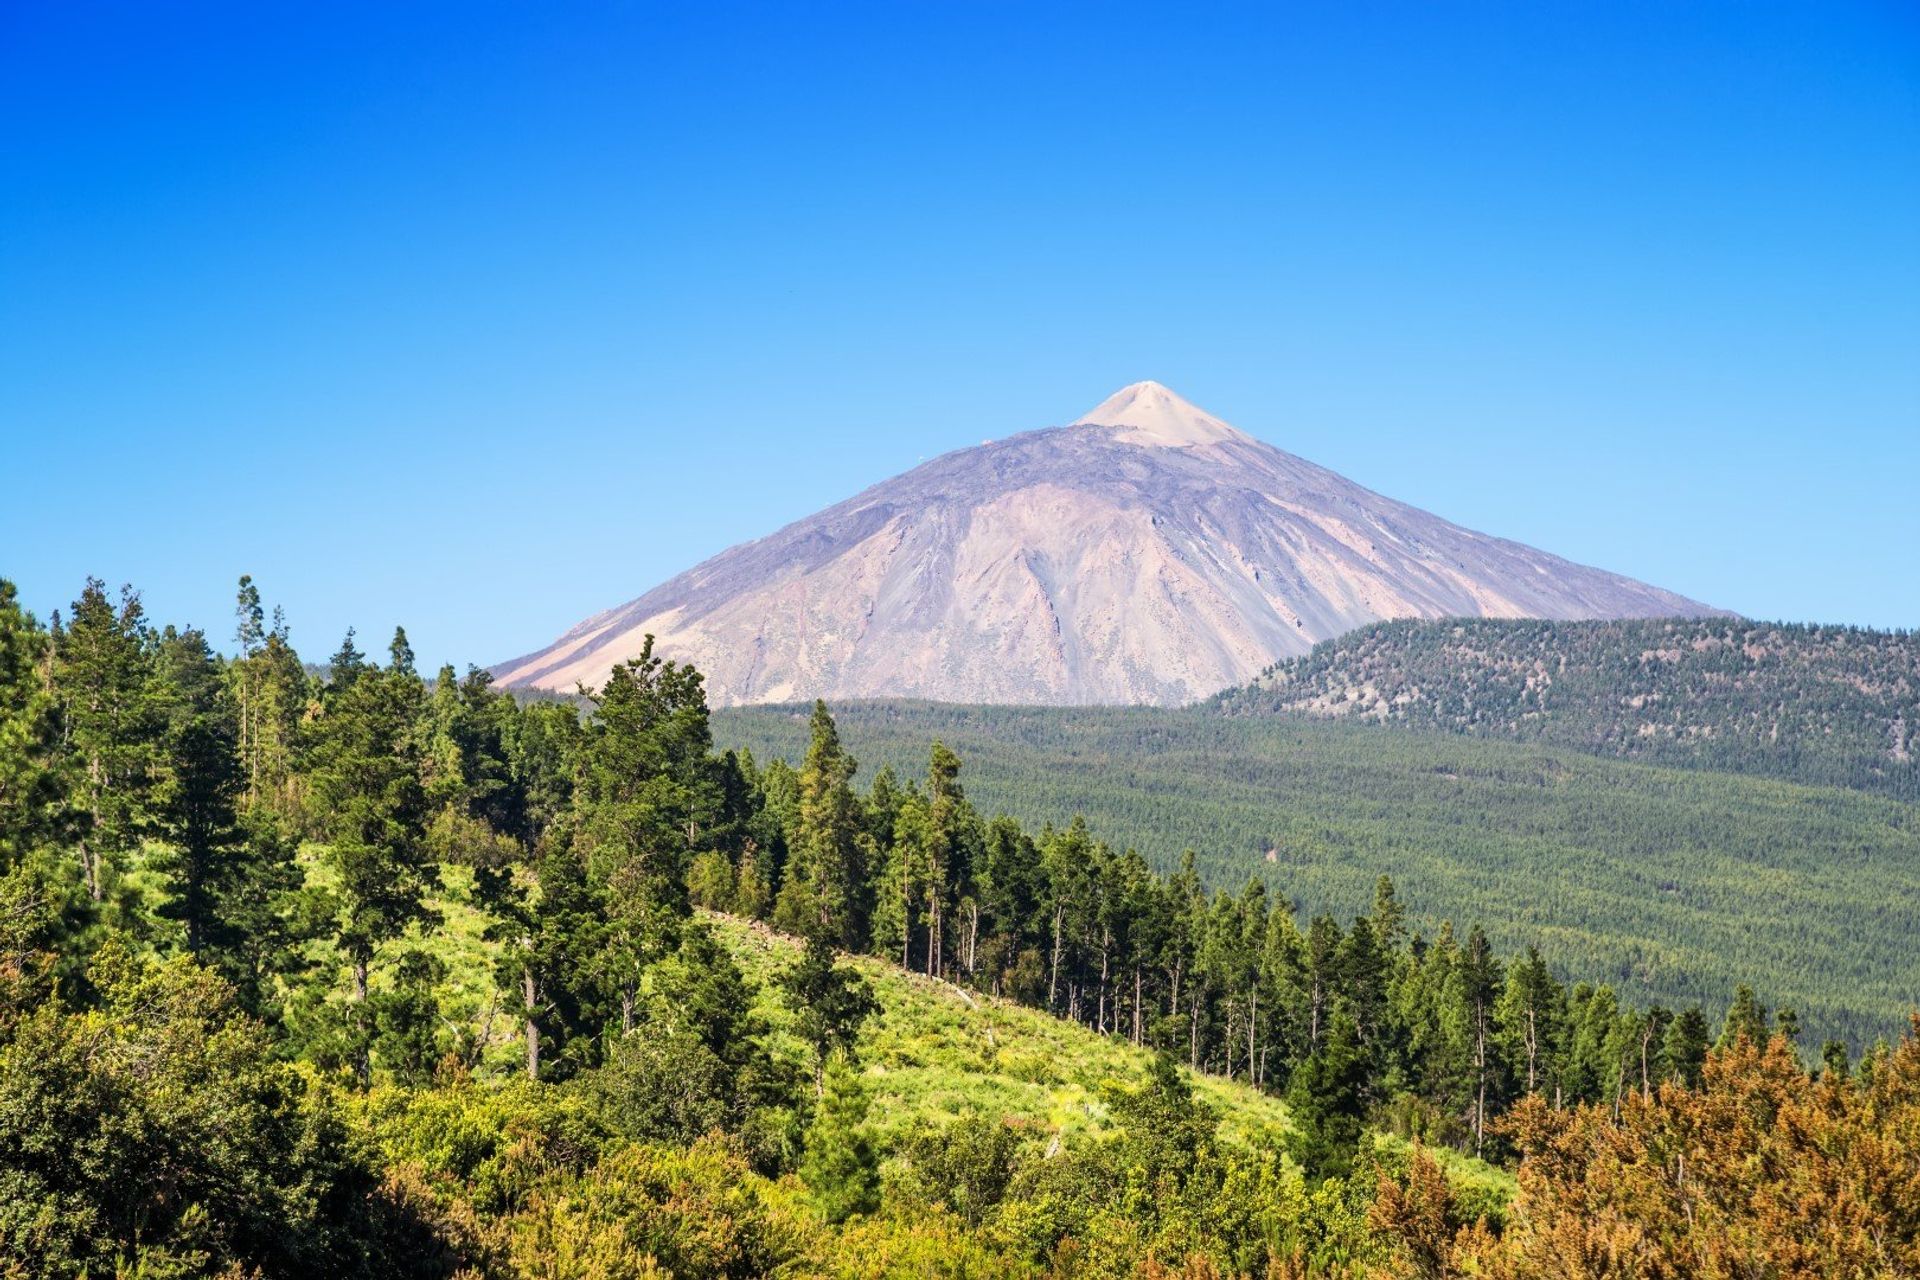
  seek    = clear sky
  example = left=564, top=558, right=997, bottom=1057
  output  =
left=3, top=2, right=1916, bottom=668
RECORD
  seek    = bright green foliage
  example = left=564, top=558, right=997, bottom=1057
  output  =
left=801, top=1053, right=880, bottom=1223
left=4, top=570, right=1907, bottom=1276
left=587, top=924, right=795, bottom=1160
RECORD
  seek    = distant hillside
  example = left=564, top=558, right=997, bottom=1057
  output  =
left=715, top=703, right=1920, bottom=1050
left=1215, top=618, right=1920, bottom=801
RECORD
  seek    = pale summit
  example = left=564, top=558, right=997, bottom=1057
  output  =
left=494, top=383, right=1722, bottom=704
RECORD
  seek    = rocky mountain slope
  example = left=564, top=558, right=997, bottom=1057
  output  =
left=494, top=382, right=1722, bottom=705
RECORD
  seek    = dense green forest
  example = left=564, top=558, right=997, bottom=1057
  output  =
left=1, top=574, right=1915, bottom=1277
left=1215, top=617, right=1920, bottom=800
left=715, top=700, right=1920, bottom=1050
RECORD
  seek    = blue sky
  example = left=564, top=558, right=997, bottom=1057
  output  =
left=2, top=2, right=1916, bottom=668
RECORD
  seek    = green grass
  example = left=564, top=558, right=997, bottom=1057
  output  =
left=716, top=702, right=1920, bottom=1050
left=712, top=911, right=1289, bottom=1150
left=284, top=848, right=1511, bottom=1199
left=707, top=912, right=1508, bottom=1198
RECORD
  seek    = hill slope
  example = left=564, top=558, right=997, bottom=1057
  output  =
left=1216, top=617, right=1920, bottom=801
left=495, top=382, right=1719, bottom=705
left=714, top=703, right=1920, bottom=1049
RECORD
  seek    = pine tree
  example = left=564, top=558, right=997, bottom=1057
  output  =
left=477, top=836, right=599, bottom=1081
left=53, top=579, right=159, bottom=902
left=230, top=576, right=265, bottom=800
left=149, top=629, right=245, bottom=959
left=573, top=636, right=714, bottom=1031
left=1449, top=925, right=1503, bottom=1155
left=782, top=927, right=879, bottom=1094
left=801, top=1053, right=880, bottom=1224
left=1661, top=1005, right=1711, bottom=1086
left=1718, top=983, right=1771, bottom=1050
left=775, top=702, right=869, bottom=950
left=1497, top=946, right=1564, bottom=1097
left=1285, top=1012, right=1368, bottom=1182
left=0, top=581, right=65, bottom=873
left=308, top=635, right=435, bottom=1083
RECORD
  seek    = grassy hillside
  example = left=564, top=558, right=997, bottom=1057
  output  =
left=305, top=854, right=1509, bottom=1201
left=715, top=702, right=1920, bottom=1049
left=709, top=914, right=1509, bottom=1202
left=1217, top=617, right=1920, bottom=801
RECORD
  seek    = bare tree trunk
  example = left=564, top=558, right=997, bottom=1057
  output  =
left=1190, top=988, right=1201, bottom=1069
left=1526, top=1006, right=1539, bottom=1092
left=1132, top=968, right=1143, bottom=1046
left=1047, top=903, right=1064, bottom=1011
left=1097, top=932, right=1110, bottom=1035
left=1640, top=1024, right=1654, bottom=1101
left=1474, top=1003, right=1487, bottom=1158
left=523, top=966, right=541, bottom=1081
left=1248, top=986, right=1257, bottom=1085
left=84, top=755, right=104, bottom=901
left=353, top=956, right=372, bottom=1088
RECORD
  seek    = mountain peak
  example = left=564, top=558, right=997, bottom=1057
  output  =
left=494, top=379, right=1722, bottom=706
left=1073, top=380, right=1247, bottom=447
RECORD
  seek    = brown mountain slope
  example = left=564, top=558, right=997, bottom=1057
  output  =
left=493, top=382, right=1723, bottom=705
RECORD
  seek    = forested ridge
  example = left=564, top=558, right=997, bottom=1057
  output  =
left=716, top=700, right=1920, bottom=1050
left=0, top=573, right=1915, bottom=1277
left=1216, top=616, right=1920, bottom=800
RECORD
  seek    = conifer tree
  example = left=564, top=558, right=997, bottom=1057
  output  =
left=782, top=927, right=878, bottom=1094
left=573, top=636, right=713, bottom=1031
left=53, top=579, right=158, bottom=902
left=1497, top=946, right=1564, bottom=1097
left=801, top=1053, right=880, bottom=1224
left=1285, top=1012, right=1368, bottom=1182
left=149, top=628, right=245, bottom=958
left=775, top=702, right=868, bottom=949
left=308, top=633, right=434, bottom=1083
left=0, top=581, right=64, bottom=874
left=1718, top=983, right=1771, bottom=1050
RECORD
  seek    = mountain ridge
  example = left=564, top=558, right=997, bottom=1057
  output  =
left=1215, top=615, right=1920, bottom=800
left=495, top=384, right=1724, bottom=704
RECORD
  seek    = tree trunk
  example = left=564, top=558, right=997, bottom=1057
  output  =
left=1097, top=931, right=1110, bottom=1035
left=1473, top=1003, right=1487, bottom=1158
left=1190, top=988, right=1201, bottom=1070
left=1248, top=986, right=1257, bottom=1086
left=1525, top=1005, right=1539, bottom=1092
left=353, top=955, right=371, bottom=1089
left=1048, top=903, right=1064, bottom=1011
left=523, top=966, right=541, bottom=1081
left=1132, top=967, right=1143, bottom=1046
left=1640, top=1024, right=1654, bottom=1100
